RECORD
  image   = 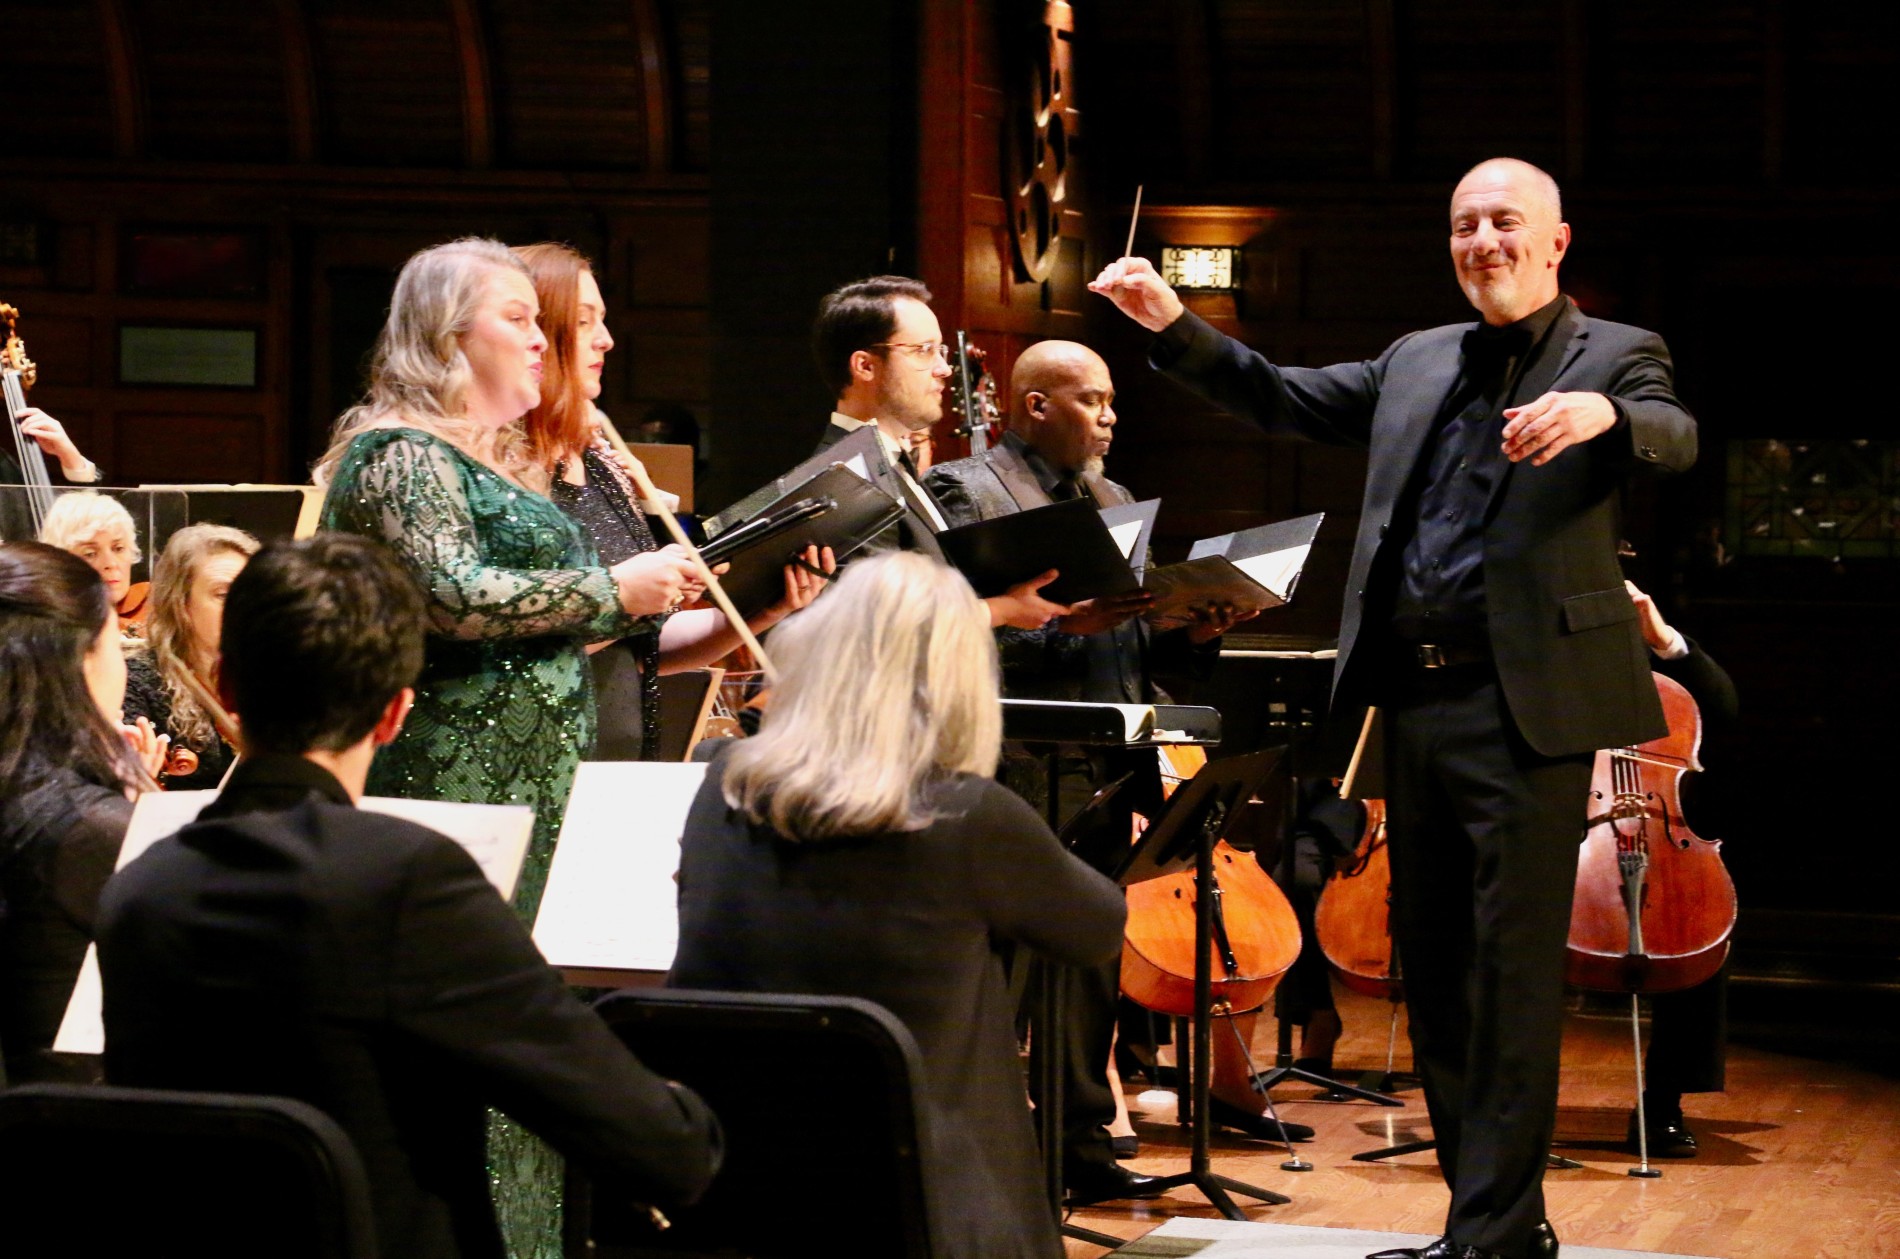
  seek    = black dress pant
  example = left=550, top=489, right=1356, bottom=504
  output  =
left=1647, top=963, right=1728, bottom=1100
left=1383, top=665, right=1592, bottom=1259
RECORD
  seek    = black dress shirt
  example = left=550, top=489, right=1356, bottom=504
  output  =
left=1390, top=294, right=1570, bottom=646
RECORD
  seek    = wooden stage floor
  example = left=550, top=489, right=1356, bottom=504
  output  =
left=1065, top=988, right=1899, bottom=1258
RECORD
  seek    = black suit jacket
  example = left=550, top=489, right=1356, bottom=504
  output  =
left=97, top=756, right=722, bottom=1259
left=813, top=420, right=947, bottom=559
left=1157, top=301, right=1697, bottom=757
left=927, top=434, right=1204, bottom=704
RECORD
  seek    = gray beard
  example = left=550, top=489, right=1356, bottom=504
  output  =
left=1080, top=455, right=1105, bottom=477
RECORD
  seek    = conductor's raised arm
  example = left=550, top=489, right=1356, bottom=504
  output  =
left=1087, top=256, right=1186, bottom=333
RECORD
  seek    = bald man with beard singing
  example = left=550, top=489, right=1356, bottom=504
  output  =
left=925, top=341, right=1268, bottom=1206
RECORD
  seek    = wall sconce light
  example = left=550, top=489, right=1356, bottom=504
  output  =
left=1160, top=245, right=1240, bottom=292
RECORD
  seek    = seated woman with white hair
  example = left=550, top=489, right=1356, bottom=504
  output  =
left=38, top=490, right=150, bottom=633
left=668, top=551, right=1126, bottom=1259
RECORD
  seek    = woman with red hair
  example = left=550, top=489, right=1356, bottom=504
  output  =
left=515, top=242, right=828, bottom=759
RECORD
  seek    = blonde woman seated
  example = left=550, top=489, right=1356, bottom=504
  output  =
left=669, top=552, right=1126, bottom=1259
left=39, top=491, right=150, bottom=632
left=123, top=523, right=259, bottom=790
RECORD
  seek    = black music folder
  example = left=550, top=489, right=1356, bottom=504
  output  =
left=936, top=497, right=1143, bottom=605
left=1144, top=512, right=1325, bottom=630
left=704, top=427, right=885, bottom=539
left=701, top=464, right=905, bottom=617
left=1097, top=498, right=1159, bottom=579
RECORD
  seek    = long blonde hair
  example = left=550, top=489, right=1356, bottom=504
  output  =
left=313, top=237, right=543, bottom=488
left=720, top=552, right=1002, bottom=840
left=147, top=523, right=259, bottom=751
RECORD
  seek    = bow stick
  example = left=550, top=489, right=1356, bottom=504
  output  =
left=154, top=642, right=245, bottom=752
left=594, top=414, right=778, bottom=682
left=1338, top=706, right=1378, bottom=800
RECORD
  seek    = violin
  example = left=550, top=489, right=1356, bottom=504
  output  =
left=1565, top=672, right=1736, bottom=994
left=1120, top=745, right=1302, bottom=1018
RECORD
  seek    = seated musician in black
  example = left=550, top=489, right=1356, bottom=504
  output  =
left=97, top=533, right=723, bottom=1259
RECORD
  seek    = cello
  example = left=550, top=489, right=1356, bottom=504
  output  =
left=1121, top=746, right=1302, bottom=1021
left=1312, top=708, right=1401, bottom=1000
left=1565, top=672, right=1736, bottom=994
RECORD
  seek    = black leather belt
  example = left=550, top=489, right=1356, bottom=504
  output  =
left=1410, top=641, right=1491, bottom=669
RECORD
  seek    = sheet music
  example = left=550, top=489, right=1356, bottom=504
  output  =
left=54, top=789, right=532, bottom=1056
left=532, top=762, right=707, bottom=975
left=1108, top=520, right=1144, bottom=559
left=842, top=453, right=871, bottom=481
left=1231, top=542, right=1311, bottom=600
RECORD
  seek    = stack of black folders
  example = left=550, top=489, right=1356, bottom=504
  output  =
left=698, top=427, right=907, bottom=618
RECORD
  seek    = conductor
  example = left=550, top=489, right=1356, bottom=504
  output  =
left=1091, top=158, right=1696, bottom=1259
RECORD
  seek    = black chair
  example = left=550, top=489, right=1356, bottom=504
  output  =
left=570, top=989, right=933, bottom=1259
left=0, top=1083, right=378, bottom=1259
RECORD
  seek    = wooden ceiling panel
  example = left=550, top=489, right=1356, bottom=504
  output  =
left=130, top=0, right=292, bottom=162
left=310, top=0, right=465, bottom=167
left=0, top=1, right=116, bottom=158
left=1592, top=1, right=1766, bottom=181
left=489, top=0, right=644, bottom=168
left=671, top=0, right=711, bottom=173
left=1211, top=0, right=1375, bottom=181
left=1402, top=0, right=1564, bottom=179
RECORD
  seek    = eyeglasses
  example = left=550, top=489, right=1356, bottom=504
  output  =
left=870, top=340, right=950, bottom=363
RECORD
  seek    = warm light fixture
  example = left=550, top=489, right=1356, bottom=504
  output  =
left=1160, top=245, right=1240, bottom=291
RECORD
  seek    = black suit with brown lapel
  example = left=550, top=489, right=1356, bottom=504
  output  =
left=1153, top=299, right=1696, bottom=1257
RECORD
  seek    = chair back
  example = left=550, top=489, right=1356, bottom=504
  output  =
left=0, top=1083, right=378, bottom=1258
left=573, top=988, right=932, bottom=1258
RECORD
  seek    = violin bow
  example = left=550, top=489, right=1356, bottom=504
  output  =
left=1338, top=706, right=1378, bottom=800
left=154, top=642, right=244, bottom=752
left=595, top=415, right=779, bottom=682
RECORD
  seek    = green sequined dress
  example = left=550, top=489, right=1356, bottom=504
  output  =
left=319, top=425, right=632, bottom=1259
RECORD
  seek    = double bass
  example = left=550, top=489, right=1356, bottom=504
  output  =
left=2, top=302, right=56, bottom=536
left=1566, top=672, right=1735, bottom=994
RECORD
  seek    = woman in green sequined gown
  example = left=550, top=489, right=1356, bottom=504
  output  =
left=316, top=239, right=701, bottom=1259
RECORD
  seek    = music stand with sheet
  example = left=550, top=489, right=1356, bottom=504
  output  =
left=1114, top=746, right=1297, bottom=1216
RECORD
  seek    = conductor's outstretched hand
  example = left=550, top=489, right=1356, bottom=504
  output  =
left=1087, top=257, right=1186, bottom=333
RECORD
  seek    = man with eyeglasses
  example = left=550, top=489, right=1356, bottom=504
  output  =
left=810, top=276, right=1069, bottom=630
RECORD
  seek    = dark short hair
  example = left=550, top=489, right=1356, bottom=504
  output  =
left=220, top=533, right=428, bottom=756
left=811, top=275, right=933, bottom=397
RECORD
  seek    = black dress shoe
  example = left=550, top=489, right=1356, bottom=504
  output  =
left=1369, top=1220, right=1555, bottom=1259
left=1206, top=1095, right=1315, bottom=1142
left=1366, top=1239, right=1456, bottom=1259
left=1063, top=1161, right=1166, bottom=1206
left=1627, top=1108, right=1698, bottom=1157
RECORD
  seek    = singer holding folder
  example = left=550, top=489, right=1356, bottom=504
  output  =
left=926, top=340, right=1264, bottom=1203
left=1092, top=158, right=1696, bottom=1259
left=808, top=276, right=1071, bottom=631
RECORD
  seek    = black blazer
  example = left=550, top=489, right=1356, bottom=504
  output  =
left=1157, top=301, right=1697, bottom=757
left=926, top=434, right=1185, bottom=705
left=0, top=766, right=129, bottom=1084
left=97, top=755, right=722, bottom=1259
left=813, top=420, right=947, bottom=559
left=669, top=747, right=1125, bottom=1259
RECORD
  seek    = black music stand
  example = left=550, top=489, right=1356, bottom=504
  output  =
left=1113, top=747, right=1293, bottom=1218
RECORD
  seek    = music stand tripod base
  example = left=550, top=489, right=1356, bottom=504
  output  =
left=1117, top=748, right=1294, bottom=1216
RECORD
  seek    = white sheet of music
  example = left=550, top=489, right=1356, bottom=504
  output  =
left=1108, top=520, right=1144, bottom=559
left=54, top=789, right=533, bottom=1056
left=531, top=761, right=706, bottom=977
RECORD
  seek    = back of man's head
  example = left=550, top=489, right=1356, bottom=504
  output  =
left=221, top=533, right=427, bottom=756
left=811, top=275, right=932, bottom=397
